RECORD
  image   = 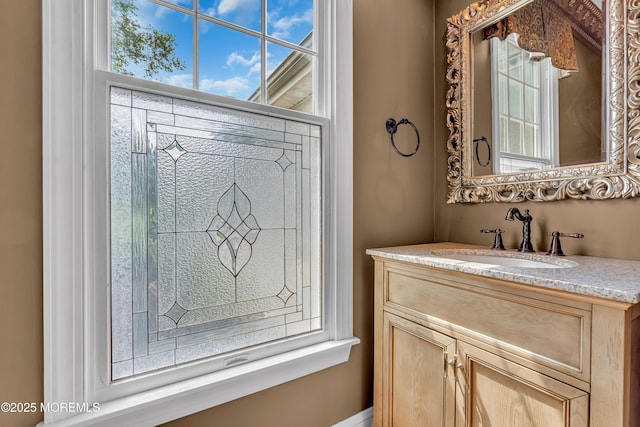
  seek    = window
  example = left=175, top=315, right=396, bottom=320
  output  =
left=110, top=0, right=316, bottom=112
left=42, top=0, right=356, bottom=425
left=491, top=34, right=559, bottom=173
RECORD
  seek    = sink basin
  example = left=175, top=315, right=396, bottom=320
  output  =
left=431, top=249, right=576, bottom=269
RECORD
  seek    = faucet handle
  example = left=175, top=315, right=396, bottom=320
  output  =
left=547, top=231, right=584, bottom=256
left=480, top=228, right=505, bottom=250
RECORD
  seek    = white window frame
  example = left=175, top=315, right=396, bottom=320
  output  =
left=42, top=0, right=357, bottom=425
left=490, top=35, right=559, bottom=173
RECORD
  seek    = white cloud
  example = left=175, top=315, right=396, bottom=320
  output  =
left=226, top=51, right=260, bottom=68
left=272, top=8, right=312, bottom=32
left=132, top=0, right=172, bottom=26
left=199, top=18, right=213, bottom=34
left=201, top=76, right=250, bottom=95
left=154, top=5, right=171, bottom=19
left=162, top=73, right=193, bottom=88
left=249, top=62, right=261, bottom=75
left=202, top=7, right=216, bottom=17
left=218, top=0, right=259, bottom=15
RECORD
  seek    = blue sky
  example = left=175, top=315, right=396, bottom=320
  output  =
left=116, top=0, right=314, bottom=101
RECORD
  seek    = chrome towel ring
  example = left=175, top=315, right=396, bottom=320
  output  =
left=385, top=118, right=420, bottom=157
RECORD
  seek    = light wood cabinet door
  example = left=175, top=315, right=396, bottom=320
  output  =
left=456, top=341, right=589, bottom=427
left=382, top=312, right=456, bottom=427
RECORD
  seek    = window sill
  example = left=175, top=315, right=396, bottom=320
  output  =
left=38, top=337, right=358, bottom=427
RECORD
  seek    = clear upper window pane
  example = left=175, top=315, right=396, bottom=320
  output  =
left=498, top=41, right=508, bottom=73
left=508, top=119, right=523, bottom=154
left=199, top=20, right=261, bottom=100
left=524, top=124, right=536, bottom=156
left=199, top=0, right=262, bottom=33
left=499, top=116, right=508, bottom=152
left=267, top=0, right=314, bottom=48
left=508, top=80, right=523, bottom=119
left=266, top=41, right=314, bottom=112
left=165, top=0, right=195, bottom=9
left=111, top=0, right=193, bottom=87
left=110, top=0, right=316, bottom=113
left=524, top=59, right=537, bottom=86
left=508, top=42, right=523, bottom=80
left=524, top=87, right=538, bottom=123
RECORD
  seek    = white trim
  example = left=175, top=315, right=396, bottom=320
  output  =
left=42, top=0, right=86, bottom=422
left=332, top=407, right=374, bottom=427
left=42, top=0, right=356, bottom=425
left=38, top=339, right=358, bottom=427
left=330, top=0, right=354, bottom=340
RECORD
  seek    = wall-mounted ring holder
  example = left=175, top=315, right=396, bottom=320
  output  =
left=385, top=118, right=420, bottom=157
left=473, top=136, right=491, bottom=167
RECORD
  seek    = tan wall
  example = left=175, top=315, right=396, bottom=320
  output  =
left=434, top=0, right=640, bottom=262
left=558, top=38, right=603, bottom=166
left=0, top=0, right=435, bottom=426
left=0, top=1, right=44, bottom=427
left=471, top=31, right=494, bottom=176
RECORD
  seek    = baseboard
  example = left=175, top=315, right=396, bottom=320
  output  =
left=332, top=407, right=373, bottom=427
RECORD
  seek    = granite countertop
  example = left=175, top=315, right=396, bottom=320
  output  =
left=366, top=242, right=640, bottom=304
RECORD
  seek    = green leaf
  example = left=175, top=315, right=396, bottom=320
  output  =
left=111, top=0, right=187, bottom=79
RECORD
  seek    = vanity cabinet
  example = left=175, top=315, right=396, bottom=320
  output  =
left=372, top=254, right=640, bottom=427
left=383, top=311, right=589, bottom=427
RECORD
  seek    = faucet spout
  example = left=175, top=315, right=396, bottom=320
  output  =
left=505, top=208, right=535, bottom=252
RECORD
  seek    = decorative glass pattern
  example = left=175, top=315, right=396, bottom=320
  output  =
left=110, top=86, right=322, bottom=380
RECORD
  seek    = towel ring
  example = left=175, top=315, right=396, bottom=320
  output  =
left=385, top=118, right=420, bottom=157
left=473, top=136, right=491, bottom=167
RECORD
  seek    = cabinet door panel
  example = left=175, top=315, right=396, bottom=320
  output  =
left=457, top=342, right=589, bottom=427
left=383, top=312, right=456, bottom=427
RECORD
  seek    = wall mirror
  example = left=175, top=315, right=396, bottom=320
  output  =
left=446, top=0, right=640, bottom=203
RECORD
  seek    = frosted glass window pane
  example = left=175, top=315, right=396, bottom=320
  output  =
left=109, top=87, right=322, bottom=379
left=132, top=155, right=148, bottom=314
left=110, top=103, right=133, bottom=364
left=175, top=153, right=234, bottom=231
left=236, top=230, right=285, bottom=301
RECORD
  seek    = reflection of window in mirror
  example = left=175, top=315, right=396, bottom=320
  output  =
left=491, top=34, right=559, bottom=173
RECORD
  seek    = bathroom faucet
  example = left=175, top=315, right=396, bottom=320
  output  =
left=505, top=207, right=534, bottom=252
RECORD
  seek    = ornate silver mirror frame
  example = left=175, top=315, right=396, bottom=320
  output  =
left=446, top=0, right=640, bottom=203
